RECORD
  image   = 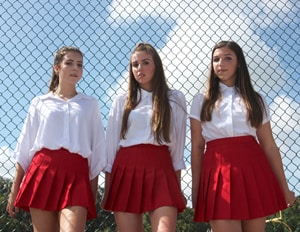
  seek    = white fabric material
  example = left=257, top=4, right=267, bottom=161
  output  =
left=105, top=89, right=187, bottom=172
left=189, top=82, right=271, bottom=142
left=13, top=92, right=107, bottom=179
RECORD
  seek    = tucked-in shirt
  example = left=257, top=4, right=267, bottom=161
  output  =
left=13, top=92, right=107, bottom=179
left=189, top=82, right=271, bottom=142
left=105, top=89, right=187, bottom=172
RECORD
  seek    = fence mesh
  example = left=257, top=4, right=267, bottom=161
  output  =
left=0, top=0, right=299, bottom=231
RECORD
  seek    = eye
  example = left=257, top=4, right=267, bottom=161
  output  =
left=132, top=62, right=139, bottom=68
left=213, top=57, right=220, bottom=62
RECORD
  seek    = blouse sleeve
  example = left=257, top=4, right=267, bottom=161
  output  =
left=88, top=99, right=107, bottom=179
left=169, top=90, right=187, bottom=171
left=189, top=93, right=205, bottom=121
left=13, top=97, right=40, bottom=171
left=260, top=94, right=271, bottom=124
left=104, top=94, right=126, bottom=173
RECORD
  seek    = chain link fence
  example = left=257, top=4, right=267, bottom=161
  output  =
left=1, top=0, right=299, bottom=231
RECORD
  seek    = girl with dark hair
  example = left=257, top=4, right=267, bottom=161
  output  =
left=190, top=41, right=296, bottom=231
left=101, top=43, right=187, bottom=231
left=7, top=46, right=106, bottom=232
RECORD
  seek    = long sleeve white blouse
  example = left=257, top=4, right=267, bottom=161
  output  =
left=13, top=92, right=107, bottom=179
left=189, top=82, right=271, bottom=142
left=105, top=88, right=187, bottom=173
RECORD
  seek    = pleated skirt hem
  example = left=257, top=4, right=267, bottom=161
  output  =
left=194, top=136, right=287, bottom=222
left=103, top=144, right=186, bottom=213
left=15, top=148, right=97, bottom=220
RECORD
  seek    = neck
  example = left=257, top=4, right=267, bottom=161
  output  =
left=54, top=88, right=77, bottom=100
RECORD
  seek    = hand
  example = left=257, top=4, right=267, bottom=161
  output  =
left=285, top=190, right=296, bottom=208
left=6, top=193, right=19, bottom=218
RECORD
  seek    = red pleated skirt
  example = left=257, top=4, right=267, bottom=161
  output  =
left=15, top=148, right=97, bottom=219
left=194, top=136, right=287, bottom=222
left=103, top=144, right=186, bottom=213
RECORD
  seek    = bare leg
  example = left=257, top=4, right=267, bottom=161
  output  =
left=114, top=212, right=144, bottom=232
left=149, top=206, right=177, bottom=232
left=209, top=220, right=242, bottom=232
left=242, top=217, right=265, bottom=232
left=58, top=206, right=87, bottom=232
left=30, top=208, right=58, bottom=232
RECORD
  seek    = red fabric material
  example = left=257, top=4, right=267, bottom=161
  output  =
left=194, top=136, right=287, bottom=222
left=15, top=148, right=97, bottom=219
left=103, top=144, right=186, bottom=213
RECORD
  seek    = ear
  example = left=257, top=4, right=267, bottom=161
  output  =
left=53, top=64, right=59, bottom=73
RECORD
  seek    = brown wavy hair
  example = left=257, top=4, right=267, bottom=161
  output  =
left=121, top=43, right=171, bottom=143
left=200, top=41, right=265, bottom=128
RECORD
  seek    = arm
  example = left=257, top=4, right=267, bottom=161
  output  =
left=256, top=121, right=296, bottom=207
left=190, top=118, right=206, bottom=209
left=100, top=172, right=111, bottom=209
left=90, top=176, right=98, bottom=203
left=7, top=163, right=25, bottom=217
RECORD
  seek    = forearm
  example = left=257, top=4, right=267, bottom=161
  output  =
left=90, top=176, right=98, bottom=202
left=175, top=170, right=182, bottom=189
left=191, top=150, right=203, bottom=208
left=264, top=147, right=290, bottom=193
left=10, top=163, right=25, bottom=195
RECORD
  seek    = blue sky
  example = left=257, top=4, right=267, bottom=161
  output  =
left=0, top=0, right=299, bottom=201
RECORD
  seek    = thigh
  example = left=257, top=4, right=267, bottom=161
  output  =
left=30, top=208, right=58, bottom=232
left=209, top=220, right=242, bottom=232
left=59, top=206, right=87, bottom=232
left=114, top=212, right=143, bottom=232
left=149, top=206, right=177, bottom=232
left=242, top=217, right=265, bottom=232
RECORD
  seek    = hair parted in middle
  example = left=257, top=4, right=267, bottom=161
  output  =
left=48, top=46, right=83, bottom=93
left=200, top=41, right=265, bottom=128
left=121, top=42, right=171, bottom=144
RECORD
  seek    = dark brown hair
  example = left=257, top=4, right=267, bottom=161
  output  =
left=201, top=41, right=265, bottom=128
left=121, top=43, right=171, bottom=143
left=48, top=46, right=83, bottom=92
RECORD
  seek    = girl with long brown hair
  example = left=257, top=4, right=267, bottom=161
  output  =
left=101, top=43, right=187, bottom=232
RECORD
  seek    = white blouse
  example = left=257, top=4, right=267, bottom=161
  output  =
left=189, top=83, right=271, bottom=142
left=13, top=92, right=107, bottom=179
left=105, top=89, right=187, bottom=172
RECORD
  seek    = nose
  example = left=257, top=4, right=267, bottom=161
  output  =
left=218, top=58, right=225, bottom=66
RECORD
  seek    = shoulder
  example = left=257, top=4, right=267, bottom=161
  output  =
left=168, top=89, right=186, bottom=102
left=168, top=89, right=184, bottom=97
left=191, top=92, right=205, bottom=103
left=113, top=92, right=127, bottom=104
left=77, top=93, right=97, bottom=101
left=30, top=93, right=51, bottom=105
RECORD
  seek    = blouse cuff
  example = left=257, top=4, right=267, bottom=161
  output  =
left=173, top=160, right=186, bottom=171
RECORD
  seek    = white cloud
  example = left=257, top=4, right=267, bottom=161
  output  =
left=104, top=0, right=299, bottom=196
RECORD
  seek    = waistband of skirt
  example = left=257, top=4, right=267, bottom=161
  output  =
left=206, top=136, right=256, bottom=147
left=35, top=148, right=84, bottom=159
left=120, top=144, right=168, bottom=151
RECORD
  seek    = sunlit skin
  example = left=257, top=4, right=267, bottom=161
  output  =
left=54, top=51, right=83, bottom=89
left=131, top=51, right=155, bottom=92
left=213, top=47, right=238, bottom=87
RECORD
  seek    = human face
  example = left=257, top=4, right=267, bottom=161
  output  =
left=212, top=47, right=238, bottom=87
left=54, top=51, right=83, bottom=88
left=131, top=51, right=155, bottom=92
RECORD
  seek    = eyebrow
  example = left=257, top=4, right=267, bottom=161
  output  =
left=64, top=58, right=83, bottom=63
left=132, top=58, right=151, bottom=62
left=213, top=53, right=233, bottom=58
